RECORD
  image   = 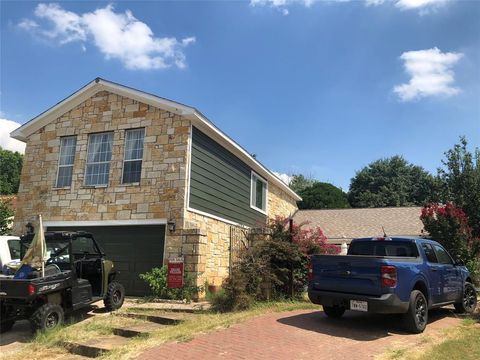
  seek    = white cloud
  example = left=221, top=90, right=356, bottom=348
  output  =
left=251, top=0, right=449, bottom=14
left=273, top=172, right=293, bottom=185
left=0, top=119, right=26, bottom=154
left=19, top=3, right=195, bottom=70
left=395, top=0, right=449, bottom=11
left=393, top=47, right=463, bottom=102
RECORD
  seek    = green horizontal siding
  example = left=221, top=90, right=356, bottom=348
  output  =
left=189, top=127, right=267, bottom=227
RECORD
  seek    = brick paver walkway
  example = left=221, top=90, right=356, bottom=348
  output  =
left=138, top=308, right=462, bottom=360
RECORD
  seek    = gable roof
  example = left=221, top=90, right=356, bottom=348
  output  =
left=294, top=207, right=424, bottom=243
left=10, top=78, right=301, bottom=201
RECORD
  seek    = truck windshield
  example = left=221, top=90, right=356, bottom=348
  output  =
left=348, top=241, right=418, bottom=257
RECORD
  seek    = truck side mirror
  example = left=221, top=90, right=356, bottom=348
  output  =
left=455, top=257, right=465, bottom=266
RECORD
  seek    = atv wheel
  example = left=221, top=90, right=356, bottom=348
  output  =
left=104, top=281, right=125, bottom=311
left=30, top=303, right=64, bottom=332
left=0, top=320, right=15, bottom=333
left=1, top=303, right=15, bottom=333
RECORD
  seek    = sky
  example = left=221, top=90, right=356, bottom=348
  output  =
left=1, top=0, right=479, bottom=190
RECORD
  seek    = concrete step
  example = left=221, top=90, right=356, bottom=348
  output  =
left=111, top=322, right=165, bottom=337
left=64, top=335, right=130, bottom=358
left=117, top=311, right=188, bottom=325
left=129, top=301, right=211, bottom=313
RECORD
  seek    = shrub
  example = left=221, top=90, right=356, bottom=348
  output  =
left=421, top=203, right=480, bottom=284
left=139, top=266, right=203, bottom=302
left=212, top=217, right=338, bottom=312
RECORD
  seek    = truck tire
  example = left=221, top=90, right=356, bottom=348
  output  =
left=104, top=281, right=125, bottom=311
left=403, top=290, right=428, bottom=333
left=454, top=282, right=477, bottom=314
left=323, top=305, right=346, bottom=318
left=30, top=303, right=64, bottom=332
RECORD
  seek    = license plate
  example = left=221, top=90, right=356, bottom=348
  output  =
left=350, top=300, right=368, bottom=312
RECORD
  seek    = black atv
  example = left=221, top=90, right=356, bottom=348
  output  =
left=0, top=231, right=125, bottom=332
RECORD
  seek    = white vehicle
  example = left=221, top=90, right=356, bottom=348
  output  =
left=0, top=236, right=21, bottom=274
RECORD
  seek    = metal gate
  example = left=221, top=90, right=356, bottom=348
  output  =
left=229, top=225, right=251, bottom=274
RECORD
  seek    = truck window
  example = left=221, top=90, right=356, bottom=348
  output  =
left=8, top=239, right=21, bottom=259
left=348, top=241, right=418, bottom=257
left=421, top=243, right=438, bottom=263
left=433, top=245, right=453, bottom=265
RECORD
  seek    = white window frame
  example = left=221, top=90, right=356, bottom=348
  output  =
left=84, top=132, right=113, bottom=187
left=250, top=171, right=268, bottom=215
left=55, top=136, right=77, bottom=188
left=121, top=128, right=145, bottom=184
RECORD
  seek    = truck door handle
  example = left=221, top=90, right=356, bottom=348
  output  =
left=431, top=268, right=438, bottom=272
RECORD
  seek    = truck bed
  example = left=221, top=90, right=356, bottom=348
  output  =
left=310, top=254, right=420, bottom=297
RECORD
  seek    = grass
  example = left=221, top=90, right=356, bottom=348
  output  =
left=380, top=316, right=480, bottom=360
left=3, top=300, right=318, bottom=360
left=414, top=322, right=480, bottom=360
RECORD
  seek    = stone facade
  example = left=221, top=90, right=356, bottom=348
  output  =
left=14, top=90, right=191, bottom=237
left=13, top=89, right=298, bottom=292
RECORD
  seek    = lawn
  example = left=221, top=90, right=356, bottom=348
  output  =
left=3, top=300, right=318, bottom=360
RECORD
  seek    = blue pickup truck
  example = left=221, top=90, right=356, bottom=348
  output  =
left=308, top=236, right=477, bottom=333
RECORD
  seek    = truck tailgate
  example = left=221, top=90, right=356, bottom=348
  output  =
left=311, top=255, right=384, bottom=296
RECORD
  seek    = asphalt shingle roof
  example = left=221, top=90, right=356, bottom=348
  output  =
left=293, top=207, right=424, bottom=244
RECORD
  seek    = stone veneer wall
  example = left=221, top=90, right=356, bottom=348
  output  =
left=268, top=182, right=298, bottom=220
left=184, top=211, right=232, bottom=287
left=13, top=90, right=191, bottom=251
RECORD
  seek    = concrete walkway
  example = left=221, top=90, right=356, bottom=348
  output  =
left=138, top=308, right=462, bottom=360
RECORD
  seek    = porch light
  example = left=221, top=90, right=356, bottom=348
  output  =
left=167, top=219, right=176, bottom=233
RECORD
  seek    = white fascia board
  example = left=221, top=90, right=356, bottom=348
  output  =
left=188, top=111, right=302, bottom=202
left=10, top=78, right=195, bottom=142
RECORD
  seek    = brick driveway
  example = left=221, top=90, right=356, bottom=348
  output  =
left=138, top=308, right=462, bottom=360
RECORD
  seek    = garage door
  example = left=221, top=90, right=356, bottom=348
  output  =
left=47, top=225, right=165, bottom=296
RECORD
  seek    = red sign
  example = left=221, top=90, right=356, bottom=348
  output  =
left=167, top=258, right=184, bottom=289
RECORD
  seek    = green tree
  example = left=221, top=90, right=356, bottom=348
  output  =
left=348, top=156, right=437, bottom=208
left=0, top=147, right=23, bottom=195
left=289, top=174, right=315, bottom=193
left=297, top=182, right=350, bottom=209
left=437, top=137, right=480, bottom=238
left=0, top=198, right=14, bottom=235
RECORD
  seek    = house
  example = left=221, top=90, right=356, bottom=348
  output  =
left=294, top=207, right=424, bottom=245
left=10, top=78, right=301, bottom=295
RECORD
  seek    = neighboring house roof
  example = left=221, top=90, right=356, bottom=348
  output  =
left=10, top=78, right=301, bottom=201
left=294, top=207, right=424, bottom=243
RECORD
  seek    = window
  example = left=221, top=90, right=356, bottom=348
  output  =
left=56, top=136, right=76, bottom=187
left=122, top=128, right=145, bottom=184
left=8, top=238, right=21, bottom=259
left=85, top=132, right=113, bottom=186
left=422, top=243, right=438, bottom=263
left=72, top=237, right=99, bottom=255
left=433, top=245, right=453, bottom=265
left=348, top=241, right=418, bottom=257
left=250, top=172, right=267, bottom=213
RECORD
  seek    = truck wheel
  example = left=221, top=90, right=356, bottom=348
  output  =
left=104, top=281, right=125, bottom=311
left=403, top=290, right=428, bottom=334
left=30, top=303, right=64, bottom=332
left=323, top=305, right=346, bottom=318
left=454, top=282, right=477, bottom=314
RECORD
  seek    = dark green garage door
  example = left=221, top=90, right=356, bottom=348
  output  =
left=47, top=225, right=165, bottom=296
